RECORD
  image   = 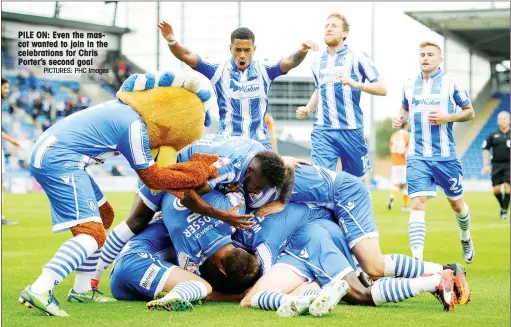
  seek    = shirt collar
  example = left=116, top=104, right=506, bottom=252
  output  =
left=325, top=44, right=349, bottom=56
left=421, top=67, right=443, bottom=80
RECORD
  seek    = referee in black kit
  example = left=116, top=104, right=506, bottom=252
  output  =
left=482, top=111, right=511, bottom=220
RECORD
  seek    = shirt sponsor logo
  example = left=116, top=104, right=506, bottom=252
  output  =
left=318, top=66, right=345, bottom=82
left=139, top=263, right=161, bottom=290
left=411, top=97, right=440, bottom=106
left=229, top=80, right=261, bottom=99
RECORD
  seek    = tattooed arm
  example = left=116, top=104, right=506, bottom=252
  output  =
left=279, top=40, right=319, bottom=73
left=428, top=103, right=475, bottom=125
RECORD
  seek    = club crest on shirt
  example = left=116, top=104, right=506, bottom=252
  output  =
left=88, top=199, right=96, bottom=211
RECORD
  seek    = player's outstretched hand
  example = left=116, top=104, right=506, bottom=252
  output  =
left=392, top=115, right=404, bottom=128
left=158, top=21, right=175, bottom=42
left=282, top=156, right=311, bottom=169
left=223, top=203, right=255, bottom=230
left=481, top=165, right=491, bottom=175
left=296, top=106, right=309, bottom=120
left=254, top=200, right=285, bottom=217
left=300, top=40, right=319, bottom=53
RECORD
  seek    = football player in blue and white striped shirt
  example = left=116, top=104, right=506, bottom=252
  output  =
left=296, top=13, right=387, bottom=177
left=158, top=21, right=318, bottom=150
left=392, top=41, right=475, bottom=264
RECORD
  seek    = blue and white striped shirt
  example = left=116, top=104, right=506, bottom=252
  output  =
left=195, top=57, right=285, bottom=141
left=312, top=45, right=379, bottom=130
left=30, top=100, right=153, bottom=173
left=177, top=134, right=266, bottom=192
left=402, top=68, right=471, bottom=161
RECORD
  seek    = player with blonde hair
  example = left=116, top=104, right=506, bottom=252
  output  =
left=392, top=40, right=475, bottom=263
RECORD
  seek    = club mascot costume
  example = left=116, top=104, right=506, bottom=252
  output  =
left=98, top=68, right=219, bottom=230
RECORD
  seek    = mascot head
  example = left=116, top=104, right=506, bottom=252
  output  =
left=116, top=70, right=216, bottom=152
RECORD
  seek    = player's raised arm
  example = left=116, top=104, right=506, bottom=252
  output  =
left=1, top=131, right=20, bottom=147
left=158, top=21, right=199, bottom=69
left=279, top=40, right=319, bottom=73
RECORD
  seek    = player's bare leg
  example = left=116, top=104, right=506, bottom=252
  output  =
left=402, top=184, right=410, bottom=211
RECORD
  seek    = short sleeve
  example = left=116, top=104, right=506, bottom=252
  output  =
left=117, top=119, right=154, bottom=171
left=453, top=81, right=471, bottom=108
left=482, top=133, right=492, bottom=150
left=194, top=55, right=220, bottom=80
left=357, top=52, right=379, bottom=83
left=264, top=59, right=286, bottom=81
left=402, top=85, right=409, bottom=108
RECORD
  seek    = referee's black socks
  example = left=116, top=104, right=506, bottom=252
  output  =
left=495, top=192, right=504, bottom=208
left=503, top=193, right=510, bottom=211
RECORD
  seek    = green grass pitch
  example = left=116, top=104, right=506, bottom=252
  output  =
left=2, top=191, right=510, bottom=327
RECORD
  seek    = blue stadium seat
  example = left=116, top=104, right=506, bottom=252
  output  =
left=461, top=93, right=510, bottom=179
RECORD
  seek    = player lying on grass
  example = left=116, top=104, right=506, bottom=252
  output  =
left=110, top=214, right=212, bottom=311
left=144, top=190, right=261, bottom=310
left=93, top=134, right=296, bottom=291
left=240, top=219, right=471, bottom=316
left=19, top=90, right=223, bottom=316
left=111, top=190, right=260, bottom=311
left=247, top=164, right=472, bottom=292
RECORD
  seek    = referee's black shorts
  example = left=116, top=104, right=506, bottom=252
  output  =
left=491, top=162, right=510, bottom=186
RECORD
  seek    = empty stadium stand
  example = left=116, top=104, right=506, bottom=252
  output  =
left=461, top=93, right=510, bottom=179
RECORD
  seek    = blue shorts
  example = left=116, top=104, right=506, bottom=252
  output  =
left=110, top=252, right=176, bottom=301
left=311, top=128, right=370, bottom=177
left=407, top=158, right=464, bottom=200
left=137, top=179, right=164, bottom=212
left=275, top=220, right=356, bottom=287
left=31, top=167, right=103, bottom=233
left=333, top=172, right=378, bottom=248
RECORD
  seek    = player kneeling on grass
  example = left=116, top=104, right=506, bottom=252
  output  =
left=110, top=215, right=211, bottom=311
left=241, top=219, right=471, bottom=316
left=18, top=98, right=218, bottom=317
